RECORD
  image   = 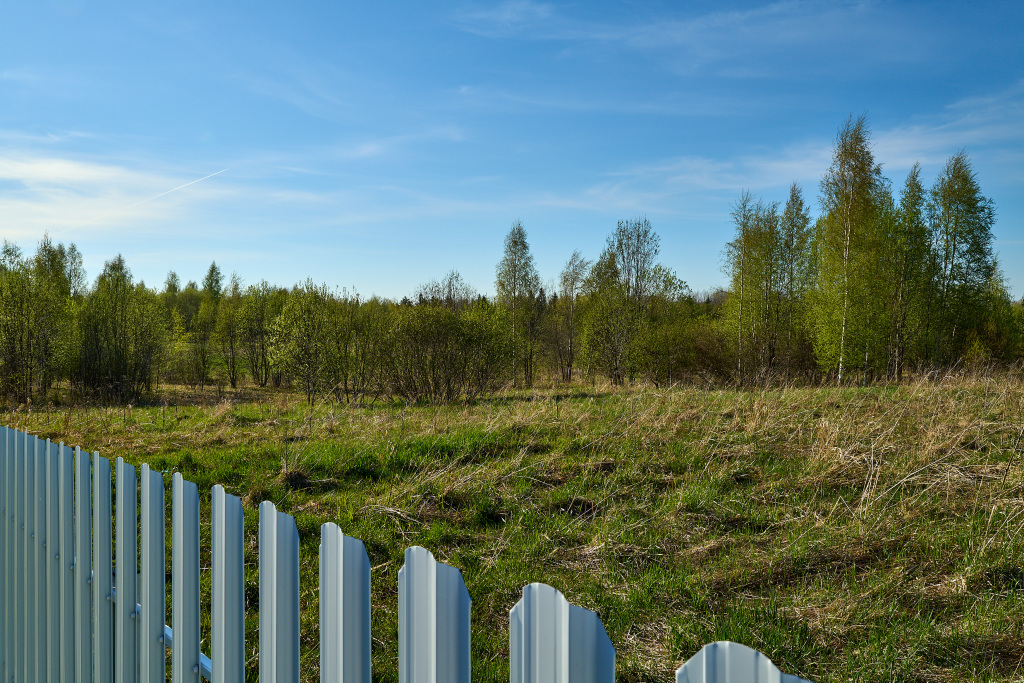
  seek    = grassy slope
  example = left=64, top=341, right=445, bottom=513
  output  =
left=5, top=376, right=1024, bottom=682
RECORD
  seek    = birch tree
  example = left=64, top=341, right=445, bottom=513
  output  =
left=810, top=115, right=886, bottom=382
left=927, top=150, right=996, bottom=362
left=495, top=221, right=540, bottom=387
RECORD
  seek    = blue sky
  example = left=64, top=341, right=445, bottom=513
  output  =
left=2, top=1, right=1022, bottom=299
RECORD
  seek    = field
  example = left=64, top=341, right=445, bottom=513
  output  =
left=5, top=374, right=1024, bottom=682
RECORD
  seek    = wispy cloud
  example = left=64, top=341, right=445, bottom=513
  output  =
left=0, top=152, right=230, bottom=240
left=874, top=80, right=1024, bottom=174
left=551, top=78, right=1024, bottom=215
left=452, top=1, right=555, bottom=37
left=331, top=126, right=467, bottom=159
left=453, top=0, right=933, bottom=77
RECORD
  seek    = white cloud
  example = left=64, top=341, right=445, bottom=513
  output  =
left=452, top=0, right=932, bottom=77
left=0, top=152, right=229, bottom=240
left=453, top=1, right=555, bottom=37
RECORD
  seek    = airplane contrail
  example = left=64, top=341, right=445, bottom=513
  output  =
left=54, top=167, right=229, bottom=236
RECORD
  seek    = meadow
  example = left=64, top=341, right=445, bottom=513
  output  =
left=4, top=374, right=1024, bottom=682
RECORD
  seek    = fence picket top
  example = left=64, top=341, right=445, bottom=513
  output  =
left=319, top=522, right=372, bottom=683
left=398, top=545, right=471, bottom=683
left=675, top=641, right=812, bottom=683
left=510, top=582, right=615, bottom=683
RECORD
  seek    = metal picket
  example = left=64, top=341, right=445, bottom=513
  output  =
left=0, top=426, right=7, bottom=682
left=259, top=500, right=300, bottom=683
left=59, top=442, right=76, bottom=683
left=675, top=641, right=813, bottom=683
left=172, top=473, right=202, bottom=683
left=116, top=458, right=139, bottom=683
left=140, top=463, right=165, bottom=683
left=211, top=485, right=244, bottom=683
left=94, top=454, right=114, bottom=683
left=75, top=445, right=93, bottom=683
left=398, top=546, right=471, bottom=683
left=510, top=582, right=615, bottom=683
left=24, top=431, right=36, bottom=683
left=319, top=522, right=372, bottom=683
left=46, top=440, right=61, bottom=683
left=0, top=427, right=7, bottom=682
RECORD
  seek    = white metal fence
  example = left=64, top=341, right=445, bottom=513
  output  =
left=0, top=424, right=812, bottom=683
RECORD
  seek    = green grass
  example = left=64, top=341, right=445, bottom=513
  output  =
left=5, top=374, right=1024, bottom=682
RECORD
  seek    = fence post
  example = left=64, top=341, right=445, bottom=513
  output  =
left=509, top=582, right=615, bottom=683
left=211, top=485, right=244, bottom=683
left=116, top=458, right=138, bottom=683
left=172, top=473, right=202, bottom=683
left=46, top=440, right=61, bottom=683
left=59, top=443, right=76, bottom=683
left=675, top=641, right=812, bottom=683
left=259, top=501, right=300, bottom=683
left=319, top=522, right=371, bottom=683
left=398, top=546, right=471, bottom=683
left=140, top=464, right=165, bottom=683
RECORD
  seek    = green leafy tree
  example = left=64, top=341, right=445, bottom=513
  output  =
left=809, top=115, right=887, bottom=382
left=545, top=251, right=590, bottom=383
left=239, top=281, right=285, bottom=388
left=202, top=261, right=224, bottom=303
left=216, top=272, right=244, bottom=389
left=886, top=163, right=933, bottom=378
left=778, top=183, right=813, bottom=375
left=272, top=281, right=335, bottom=404
left=723, top=194, right=782, bottom=382
left=927, top=150, right=997, bottom=362
left=495, top=221, right=541, bottom=387
left=75, top=255, right=164, bottom=401
left=579, top=247, right=630, bottom=384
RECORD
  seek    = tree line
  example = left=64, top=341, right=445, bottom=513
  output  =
left=1, top=117, right=1021, bottom=404
left=722, top=116, right=1017, bottom=384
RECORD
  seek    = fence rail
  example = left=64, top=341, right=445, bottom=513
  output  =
left=0, top=424, right=812, bottom=682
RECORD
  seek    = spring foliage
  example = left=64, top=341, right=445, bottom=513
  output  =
left=0, top=118, right=1020, bottom=403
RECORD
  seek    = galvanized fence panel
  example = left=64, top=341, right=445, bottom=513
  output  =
left=398, top=545, right=471, bottom=683
left=319, top=522, right=371, bottom=683
left=172, top=473, right=202, bottom=683
left=140, top=462, right=166, bottom=683
left=1, top=424, right=825, bottom=683
left=211, top=484, right=244, bottom=683
left=260, top=500, right=301, bottom=683
left=116, top=458, right=139, bottom=683
left=510, top=582, right=615, bottom=683
left=675, top=641, right=813, bottom=683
